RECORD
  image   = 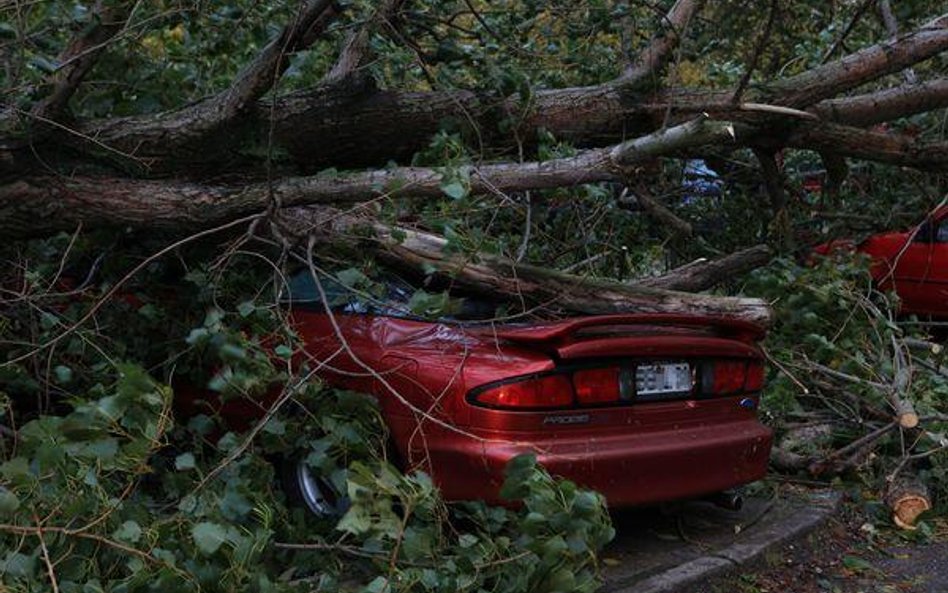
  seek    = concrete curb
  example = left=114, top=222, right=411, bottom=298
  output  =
left=605, top=490, right=842, bottom=593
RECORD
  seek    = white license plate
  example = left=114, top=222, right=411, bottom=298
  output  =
left=635, top=362, right=692, bottom=396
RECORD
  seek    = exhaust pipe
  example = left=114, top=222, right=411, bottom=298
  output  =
left=705, top=489, right=744, bottom=511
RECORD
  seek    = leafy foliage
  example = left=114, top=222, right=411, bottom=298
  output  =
left=0, top=359, right=613, bottom=592
left=745, top=254, right=948, bottom=512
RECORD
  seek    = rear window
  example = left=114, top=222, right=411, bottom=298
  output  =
left=281, top=269, right=498, bottom=321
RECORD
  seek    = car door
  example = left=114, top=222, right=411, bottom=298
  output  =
left=891, top=214, right=948, bottom=316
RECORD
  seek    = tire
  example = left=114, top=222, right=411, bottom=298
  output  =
left=280, top=456, right=350, bottom=519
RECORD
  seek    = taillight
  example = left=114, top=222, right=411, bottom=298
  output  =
left=572, top=366, right=621, bottom=404
left=712, top=361, right=747, bottom=394
left=744, top=361, right=765, bottom=391
left=473, top=374, right=574, bottom=409
left=703, top=360, right=765, bottom=394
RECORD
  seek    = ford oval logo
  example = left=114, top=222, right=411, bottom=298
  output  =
left=739, top=398, right=757, bottom=410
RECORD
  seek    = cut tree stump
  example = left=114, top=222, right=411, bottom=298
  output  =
left=885, top=476, right=932, bottom=530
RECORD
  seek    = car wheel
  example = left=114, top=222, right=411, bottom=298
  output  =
left=280, top=457, right=349, bottom=519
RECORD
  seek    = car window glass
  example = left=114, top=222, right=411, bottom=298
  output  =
left=937, top=220, right=948, bottom=243
left=281, top=270, right=497, bottom=321
left=914, top=219, right=934, bottom=243
left=281, top=270, right=412, bottom=316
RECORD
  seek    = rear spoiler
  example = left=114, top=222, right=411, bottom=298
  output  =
left=473, top=314, right=766, bottom=344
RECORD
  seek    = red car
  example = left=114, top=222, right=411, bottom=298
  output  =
left=263, top=273, right=774, bottom=516
left=815, top=206, right=948, bottom=318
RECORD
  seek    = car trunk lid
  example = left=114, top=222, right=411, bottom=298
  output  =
left=474, top=314, right=764, bottom=359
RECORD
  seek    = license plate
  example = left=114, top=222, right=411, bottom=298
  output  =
left=635, top=362, right=692, bottom=397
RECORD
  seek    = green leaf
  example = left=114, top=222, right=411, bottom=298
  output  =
left=113, top=520, right=142, bottom=544
left=0, top=487, right=20, bottom=516
left=219, top=343, right=247, bottom=361
left=192, top=522, right=228, bottom=555
left=174, top=452, right=196, bottom=471
left=53, top=365, right=73, bottom=384
left=1, top=551, right=36, bottom=578
left=262, top=417, right=286, bottom=435
left=336, top=268, right=367, bottom=288
left=30, top=55, right=59, bottom=73
left=440, top=181, right=467, bottom=200
left=364, top=576, right=391, bottom=593
left=137, top=303, right=159, bottom=320
left=237, top=301, right=256, bottom=317
left=336, top=505, right=374, bottom=535
left=0, top=457, right=30, bottom=481
left=186, top=327, right=209, bottom=345
left=203, top=308, right=225, bottom=328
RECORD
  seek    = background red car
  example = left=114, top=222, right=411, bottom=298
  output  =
left=815, top=205, right=948, bottom=318
left=267, top=272, right=774, bottom=516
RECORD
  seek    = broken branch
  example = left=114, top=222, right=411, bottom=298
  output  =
left=640, top=245, right=774, bottom=292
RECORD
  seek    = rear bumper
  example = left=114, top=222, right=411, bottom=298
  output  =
left=396, top=420, right=773, bottom=507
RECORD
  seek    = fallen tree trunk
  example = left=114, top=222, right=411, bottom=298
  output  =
left=378, top=228, right=772, bottom=325
left=280, top=206, right=773, bottom=325
left=0, top=118, right=735, bottom=239
left=17, top=15, right=947, bottom=174
left=9, top=113, right=948, bottom=240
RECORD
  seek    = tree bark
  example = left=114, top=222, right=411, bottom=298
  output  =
left=0, top=118, right=734, bottom=238
left=810, top=78, right=948, bottom=127
left=28, top=2, right=132, bottom=123
left=640, top=245, right=773, bottom=292
left=762, top=21, right=948, bottom=107
left=619, top=0, right=704, bottom=85
left=31, top=15, right=948, bottom=174
left=323, top=0, right=405, bottom=84
left=886, top=475, right=932, bottom=530
left=377, top=228, right=773, bottom=325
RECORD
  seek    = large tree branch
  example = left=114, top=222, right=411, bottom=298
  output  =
left=323, top=0, right=406, bottom=84
left=29, top=1, right=132, bottom=122
left=53, top=0, right=339, bottom=171
left=0, top=118, right=734, bottom=238
left=25, top=10, right=946, bottom=174
left=775, top=122, right=948, bottom=169
left=619, top=0, right=704, bottom=86
left=639, top=245, right=774, bottom=292
left=7, top=116, right=948, bottom=239
left=752, top=146, right=788, bottom=213
left=280, top=206, right=773, bottom=325
left=214, top=0, right=338, bottom=119
left=764, top=15, right=948, bottom=106
left=627, top=185, right=693, bottom=237
left=373, top=226, right=773, bottom=326
left=810, top=78, right=948, bottom=127
left=877, top=0, right=917, bottom=84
